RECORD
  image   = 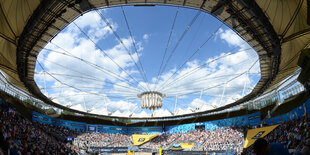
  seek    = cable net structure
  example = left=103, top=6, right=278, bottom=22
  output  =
left=32, top=6, right=260, bottom=118
left=1, top=0, right=307, bottom=118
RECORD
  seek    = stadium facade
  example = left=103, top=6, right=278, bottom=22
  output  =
left=1, top=0, right=310, bottom=154
left=1, top=0, right=308, bottom=118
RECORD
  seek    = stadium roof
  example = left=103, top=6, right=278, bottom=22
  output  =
left=0, top=0, right=309, bottom=118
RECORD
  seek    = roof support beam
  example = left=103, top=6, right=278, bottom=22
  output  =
left=280, top=0, right=304, bottom=38
left=282, top=28, right=310, bottom=43
left=0, top=33, right=16, bottom=45
left=200, top=0, right=207, bottom=9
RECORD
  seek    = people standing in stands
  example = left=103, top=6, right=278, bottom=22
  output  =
left=301, top=139, right=310, bottom=155
left=0, top=105, right=77, bottom=154
left=253, top=138, right=289, bottom=155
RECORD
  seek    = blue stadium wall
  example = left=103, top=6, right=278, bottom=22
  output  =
left=264, top=99, right=310, bottom=125
left=32, top=111, right=163, bottom=134
left=165, top=112, right=261, bottom=133
left=31, top=99, right=310, bottom=134
left=32, top=110, right=261, bottom=134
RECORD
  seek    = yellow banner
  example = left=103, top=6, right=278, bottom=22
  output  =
left=171, top=147, right=183, bottom=150
left=132, top=134, right=159, bottom=146
left=244, top=124, right=279, bottom=148
left=180, top=143, right=194, bottom=149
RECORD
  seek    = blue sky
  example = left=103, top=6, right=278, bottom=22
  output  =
left=34, top=6, right=260, bottom=117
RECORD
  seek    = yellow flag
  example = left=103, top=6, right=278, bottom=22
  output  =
left=180, top=143, right=194, bottom=149
left=132, top=134, right=159, bottom=146
left=243, top=124, right=279, bottom=148
left=159, top=148, right=163, bottom=155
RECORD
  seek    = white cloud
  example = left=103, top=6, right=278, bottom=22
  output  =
left=34, top=10, right=260, bottom=117
left=157, top=51, right=256, bottom=98
left=38, top=11, right=127, bottom=89
left=74, top=11, right=116, bottom=41
left=189, top=98, right=207, bottom=109
left=35, top=11, right=146, bottom=114
left=188, top=98, right=217, bottom=112
left=143, top=34, right=150, bottom=40
left=218, top=28, right=248, bottom=49
left=147, top=29, right=260, bottom=114
left=106, top=100, right=138, bottom=112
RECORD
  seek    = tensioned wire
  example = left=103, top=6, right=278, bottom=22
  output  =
left=36, top=56, right=141, bottom=93
left=155, top=22, right=224, bottom=92
left=158, top=46, right=253, bottom=92
left=36, top=6, right=262, bottom=115
left=35, top=74, right=140, bottom=96
left=161, top=55, right=259, bottom=93
left=36, top=13, right=148, bottom=92
left=161, top=71, right=260, bottom=94
left=120, top=6, right=150, bottom=90
left=95, top=9, right=150, bottom=91
left=36, top=60, right=139, bottom=100
left=163, top=59, right=259, bottom=97
left=41, top=45, right=143, bottom=92
left=71, top=20, right=149, bottom=92
left=154, top=9, right=202, bottom=90
left=37, top=84, right=139, bottom=94
left=154, top=7, right=180, bottom=89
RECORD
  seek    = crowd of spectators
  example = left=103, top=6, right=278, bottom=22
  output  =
left=261, top=115, right=310, bottom=154
left=71, top=127, right=243, bottom=153
left=0, top=106, right=77, bottom=154
left=73, top=132, right=132, bottom=149
left=1, top=98, right=309, bottom=154
left=200, top=127, right=244, bottom=153
left=70, top=116, right=309, bottom=154
left=140, top=127, right=243, bottom=153
left=243, top=114, right=310, bottom=154
left=35, top=122, right=80, bottom=142
left=264, top=116, right=309, bottom=151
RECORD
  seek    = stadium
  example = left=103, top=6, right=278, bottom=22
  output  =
left=0, top=0, right=310, bottom=154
